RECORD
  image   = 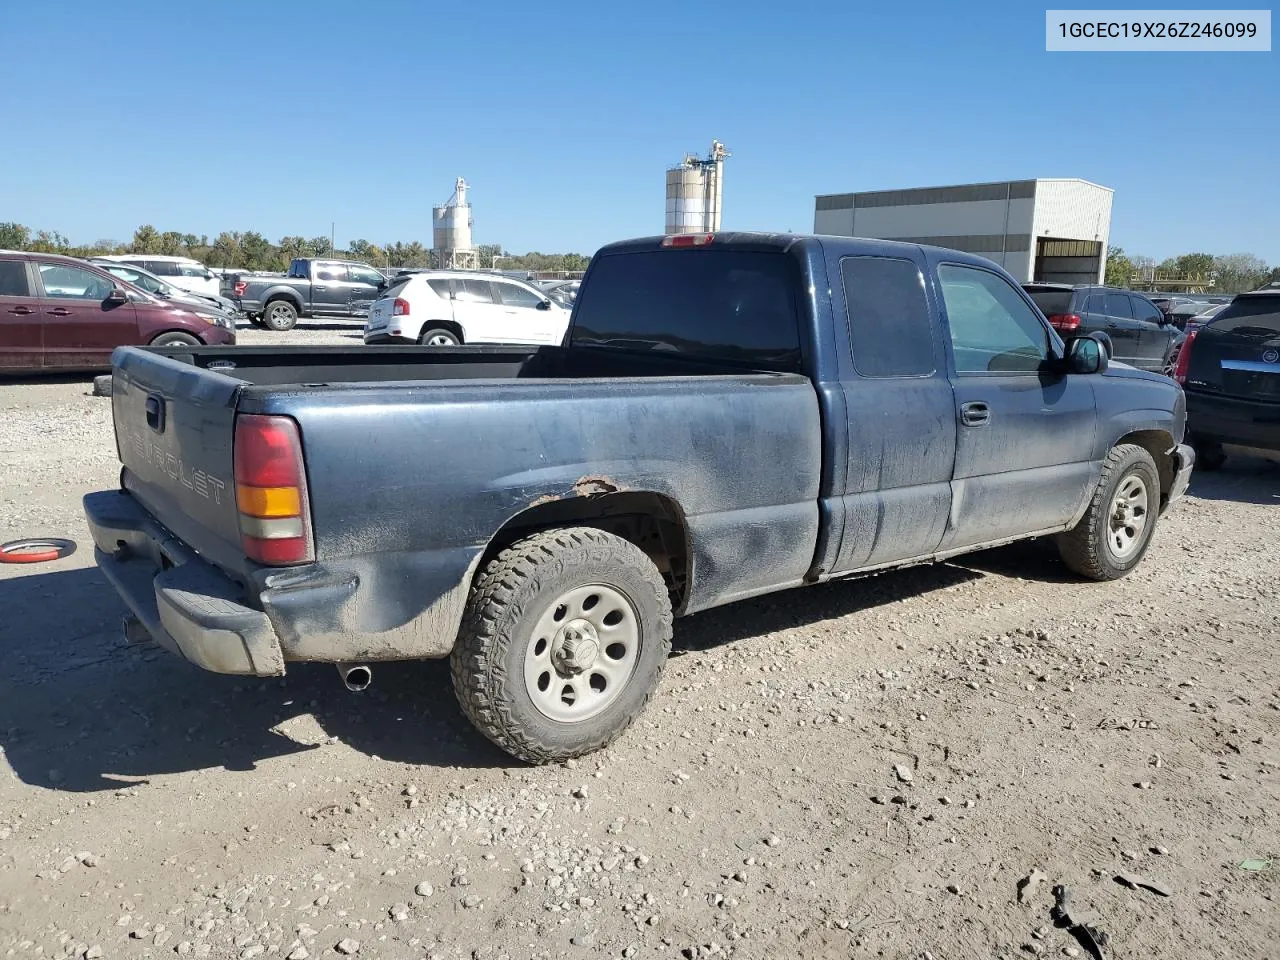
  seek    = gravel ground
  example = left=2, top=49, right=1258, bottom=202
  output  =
left=2, top=326, right=1278, bottom=959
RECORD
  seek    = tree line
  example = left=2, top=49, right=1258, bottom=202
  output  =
left=1106, top=247, right=1278, bottom=294
left=0, top=222, right=591, bottom=275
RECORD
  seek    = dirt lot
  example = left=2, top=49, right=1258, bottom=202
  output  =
left=2, top=323, right=1278, bottom=960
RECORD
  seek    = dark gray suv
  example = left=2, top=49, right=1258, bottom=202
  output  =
left=1023, top=283, right=1179, bottom=373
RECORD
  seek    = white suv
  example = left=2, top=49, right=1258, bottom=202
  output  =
left=94, top=255, right=219, bottom=298
left=364, top=272, right=571, bottom=346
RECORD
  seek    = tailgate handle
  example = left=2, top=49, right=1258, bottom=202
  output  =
left=145, top=395, right=166, bottom=433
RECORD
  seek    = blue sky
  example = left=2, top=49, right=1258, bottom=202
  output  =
left=2, top=0, right=1276, bottom=261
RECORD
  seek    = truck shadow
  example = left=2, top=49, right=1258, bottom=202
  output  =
left=1, top=558, right=988, bottom=792
left=1186, top=453, right=1280, bottom=506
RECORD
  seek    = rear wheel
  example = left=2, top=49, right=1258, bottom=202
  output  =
left=1056, top=443, right=1161, bottom=581
left=420, top=326, right=460, bottom=346
left=451, top=527, right=673, bottom=763
left=263, top=300, right=299, bottom=331
left=150, top=332, right=201, bottom=347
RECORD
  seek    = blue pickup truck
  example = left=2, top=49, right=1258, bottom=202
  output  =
left=84, top=232, right=1194, bottom=762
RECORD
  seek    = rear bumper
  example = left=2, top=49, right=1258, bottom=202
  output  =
left=84, top=489, right=478, bottom=677
left=1186, top=390, right=1280, bottom=452
left=364, top=332, right=416, bottom=345
left=83, top=490, right=285, bottom=677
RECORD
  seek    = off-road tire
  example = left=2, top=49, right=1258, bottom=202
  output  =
left=263, top=299, right=299, bottom=331
left=150, top=332, right=201, bottom=347
left=1056, top=443, right=1161, bottom=581
left=451, top=527, right=673, bottom=763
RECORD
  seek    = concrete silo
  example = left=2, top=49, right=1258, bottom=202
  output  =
left=665, top=140, right=730, bottom=235
left=433, top=177, right=478, bottom=270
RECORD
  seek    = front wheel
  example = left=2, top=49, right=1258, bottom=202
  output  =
left=451, top=527, right=673, bottom=763
left=1056, top=443, right=1161, bottom=581
left=150, top=332, right=201, bottom=347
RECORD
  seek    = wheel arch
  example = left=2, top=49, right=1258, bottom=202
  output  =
left=1114, top=429, right=1176, bottom=502
left=148, top=329, right=204, bottom=346
left=478, top=491, right=693, bottom=614
left=263, top=289, right=303, bottom=310
left=419, top=319, right=465, bottom=344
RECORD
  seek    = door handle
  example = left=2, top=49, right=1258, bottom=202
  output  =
left=960, top=401, right=990, bottom=426
left=47, top=307, right=72, bottom=316
left=7, top=306, right=34, bottom=315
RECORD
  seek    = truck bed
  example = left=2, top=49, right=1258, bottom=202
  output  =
left=139, top=342, right=793, bottom=387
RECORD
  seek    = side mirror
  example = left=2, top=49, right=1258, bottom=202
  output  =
left=536, top=299, right=552, bottom=310
left=1064, top=335, right=1108, bottom=375
left=106, top=288, right=128, bottom=305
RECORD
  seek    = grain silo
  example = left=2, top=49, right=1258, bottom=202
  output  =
left=433, top=177, right=478, bottom=270
left=664, top=140, right=730, bottom=235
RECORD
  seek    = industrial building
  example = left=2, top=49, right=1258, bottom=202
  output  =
left=813, top=178, right=1113, bottom=284
left=665, top=140, right=730, bottom=235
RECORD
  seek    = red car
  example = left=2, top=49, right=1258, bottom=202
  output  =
left=0, top=251, right=235, bottom=374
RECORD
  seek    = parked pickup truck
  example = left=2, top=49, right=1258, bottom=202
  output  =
left=232, top=258, right=388, bottom=331
left=85, top=232, right=1194, bottom=763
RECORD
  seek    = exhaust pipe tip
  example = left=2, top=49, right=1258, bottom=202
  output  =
left=338, top=663, right=372, bottom=693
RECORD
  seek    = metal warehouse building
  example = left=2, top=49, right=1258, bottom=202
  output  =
left=813, top=178, right=1113, bottom=284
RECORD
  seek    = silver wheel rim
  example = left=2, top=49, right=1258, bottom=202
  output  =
left=524, top=584, right=640, bottom=723
left=426, top=332, right=457, bottom=346
left=1107, top=473, right=1149, bottom=560
left=268, top=305, right=293, bottom=327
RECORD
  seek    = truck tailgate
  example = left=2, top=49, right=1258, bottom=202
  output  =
left=111, top=347, right=248, bottom=575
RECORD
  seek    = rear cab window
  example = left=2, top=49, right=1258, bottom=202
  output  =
left=571, top=249, right=802, bottom=370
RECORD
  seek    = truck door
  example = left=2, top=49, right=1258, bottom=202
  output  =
left=0, top=258, right=43, bottom=371
left=827, top=251, right=956, bottom=572
left=346, top=264, right=387, bottom=317
left=310, top=263, right=355, bottom=316
left=931, top=257, right=1097, bottom=551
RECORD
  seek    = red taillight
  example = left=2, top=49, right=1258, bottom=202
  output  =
left=233, top=414, right=313, bottom=565
left=393, top=297, right=410, bottom=316
left=233, top=281, right=247, bottom=296
left=1173, top=330, right=1198, bottom=384
left=1047, top=313, right=1082, bottom=332
left=661, top=233, right=714, bottom=248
